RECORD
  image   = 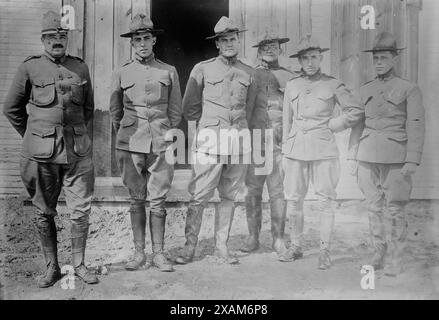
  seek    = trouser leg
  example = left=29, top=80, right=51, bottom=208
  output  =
left=20, top=158, right=62, bottom=287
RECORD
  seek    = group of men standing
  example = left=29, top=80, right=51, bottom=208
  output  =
left=3, top=11, right=425, bottom=288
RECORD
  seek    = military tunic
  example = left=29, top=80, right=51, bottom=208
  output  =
left=246, top=62, right=294, bottom=198
left=109, top=53, right=182, bottom=213
left=282, top=70, right=364, bottom=201
left=3, top=52, right=94, bottom=218
left=348, top=71, right=425, bottom=251
left=183, top=55, right=256, bottom=205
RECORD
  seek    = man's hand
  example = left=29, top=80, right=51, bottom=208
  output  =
left=164, top=128, right=177, bottom=142
left=347, top=159, right=358, bottom=176
left=400, top=162, right=418, bottom=177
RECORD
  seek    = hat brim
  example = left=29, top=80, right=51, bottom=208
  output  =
left=205, top=29, right=247, bottom=40
left=41, top=28, right=69, bottom=35
left=120, top=29, right=164, bottom=38
left=289, top=47, right=329, bottom=58
left=252, top=37, right=290, bottom=48
left=362, top=47, right=405, bottom=53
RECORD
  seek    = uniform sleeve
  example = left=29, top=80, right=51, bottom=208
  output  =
left=282, top=81, right=293, bottom=145
left=2, top=62, right=31, bottom=137
left=109, top=69, right=124, bottom=131
left=330, top=81, right=365, bottom=133
left=405, top=84, right=425, bottom=164
left=347, top=88, right=366, bottom=160
left=83, top=63, right=94, bottom=125
left=167, top=66, right=182, bottom=128
left=183, top=63, right=204, bottom=122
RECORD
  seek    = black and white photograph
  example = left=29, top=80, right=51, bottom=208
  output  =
left=0, top=0, right=438, bottom=302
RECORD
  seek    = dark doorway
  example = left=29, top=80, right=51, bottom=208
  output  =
left=151, top=0, right=229, bottom=167
left=152, top=0, right=229, bottom=91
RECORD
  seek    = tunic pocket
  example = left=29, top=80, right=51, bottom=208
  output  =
left=28, top=127, right=56, bottom=159
left=158, top=78, right=171, bottom=101
left=205, top=77, right=224, bottom=99
left=71, top=80, right=87, bottom=105
left=31, top=78, right=56, bottom=107
left=72, top=125, right=92, bottom=156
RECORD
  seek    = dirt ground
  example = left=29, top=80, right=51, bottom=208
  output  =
left=1, top=197, right=439, bottom=300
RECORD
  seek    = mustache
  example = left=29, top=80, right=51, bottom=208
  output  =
left=52, top=44, right=64, bottom=49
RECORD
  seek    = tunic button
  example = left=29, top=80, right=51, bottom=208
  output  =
left=306, top=89, right=311, bottom=94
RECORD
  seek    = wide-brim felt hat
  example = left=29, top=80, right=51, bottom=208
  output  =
left=120, top=13, right=164, bottom=38
left=363, top=31, right=405, bottom=52
left=41, top=11, right=69, bottom=35
left=252, top=32, right=290, bottom=48
left=289, top=35, right=329, bottom=58
left=205, top=16, right=247, bottom=40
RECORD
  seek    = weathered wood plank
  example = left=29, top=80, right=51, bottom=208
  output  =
left=93, top=0, right=113, bottom=177
left=113, top=0, right=132, bottom=69
left=299, top=0, right=312, bottom=37
left=63, top=0, right=85, bottom=59
left=243, top=0, right=260, bottom=64
left=229, top=0, right=246, bottom=58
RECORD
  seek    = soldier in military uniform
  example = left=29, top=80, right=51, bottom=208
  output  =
left=281, top=36, right=364, bottom=269
left=2, top=11, right=97, bottom=287
left=241, top=32, right=296, bottom=256
left=348, top=32, right=425, bottom=276
left=110, top=14, right=182, bottom=272
left=175, top=17, right=256, bottom=265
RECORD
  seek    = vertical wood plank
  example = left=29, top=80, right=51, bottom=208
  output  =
left=358, top=0, right=376, bottom=84
left=311, top=0, right=331, bottom=74
left=299, top=0, right=312, bottom=37
left=406, top=0, right=420, bottom=82
left=244, top=0, right=260, bottom=64
left=392, top=0, right=406, bottom=77
left=229, top=0, right=246, bottom=59
left=330, top=0, right=343, bottom=78
left=286, top=0, right=301, bottom=71
left=272, top=0, right=289, bottom=67
left=93, top=0, right=114, bottom=177
left=84, top=0, right=95, bottom=84
left=63, top=0, right=85, bottom=58
left=113, top=0, right=131, bottom=69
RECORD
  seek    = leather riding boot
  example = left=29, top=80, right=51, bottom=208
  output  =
left=150, top=210, right=174, bottom=272
left=175, top=204, right=204, bottom=265
left=270, top=198, right=287, bottom=255
left=240, top=196, right=262, bottom=253
left=279, top=200, right=304, bottom=262
left=214, top=201, right=238, bottom=264
left=36, top=214, right=61, bottom=288
left=125, top=203, right=148, bottom=271
left=71, top=217, right=98, bottom=284
left=384, top=204, right=407, bottom=277
left=318, top=199, right=334, bottom=269
left=367, top=206, right=386, bottom=270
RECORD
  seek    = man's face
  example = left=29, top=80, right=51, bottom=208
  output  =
left=258, top=41, right=281, bottom=63
left=298, top=49, right=322, bottom=76
left=372, top=51, right=397, bottom=76
left=41, top=33, right=68, bottom=58
left=131, top=32, right=156, bottom=59
left=216, top=33, right=240, bottom=58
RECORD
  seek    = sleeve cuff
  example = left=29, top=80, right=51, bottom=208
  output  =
left=405, top=151, right=422, bottom=164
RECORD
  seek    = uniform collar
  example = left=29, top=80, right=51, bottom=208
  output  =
left=218, top=54, right=238, bottom=66
left=134, top=52, right=155, bottom=64
left=376, top=69, right=395, bottom=82
left=260, top=59, right=280, bottom=70
left=43, top=51, right=67, bottom=64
